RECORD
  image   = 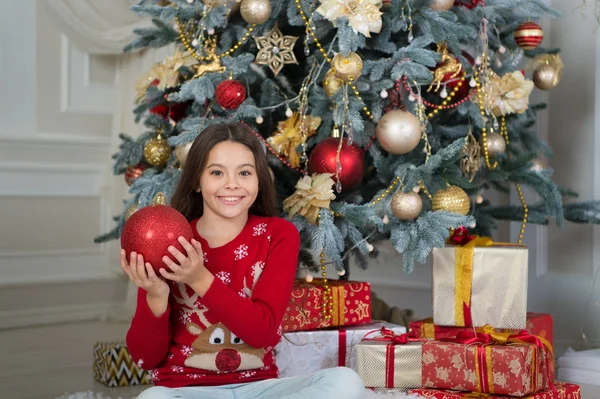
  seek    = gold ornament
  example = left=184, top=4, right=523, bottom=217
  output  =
left=429, top=0, right=455, bottom=10
left=391, top=191, right=423, bottom=221
left=323, top=69, right=344, bottom=97
left=428, top=43, right=462, bottom=92
left=144, top=131, right=171, bottom=167
left=316, top=0, right=383, bottom=38
left=267, top=112, right=321, bottom=167
left=283, top=173, right=336, bottom=225
left=193, top=37, right=226, bottom=78
left=331, top=52, right=363, bottom=82
left=174, top=142, right=193, bottom=168
left=460, top=130, right=481, bottom=182
left=481, top=132, right=506, bottom=157
left=254, top=24, right=298, bottom=75
left=432, top=185, right=470, bottom=215
left=124, top=201, right=139, bottom=221
left=489, top=70, right=534, bottom=116
left=375, top=109, right=422, bottom=154
left=240, top=0, right=271, bottom=24
left=533, top=64, right=560, bottom=91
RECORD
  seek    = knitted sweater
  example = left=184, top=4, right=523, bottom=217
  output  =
left=126, top=215, right=300, bottom=387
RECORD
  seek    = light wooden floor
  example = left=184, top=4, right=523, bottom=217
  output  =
left=0, top=321, right=146, bottom=399
left=1, top=321, right=600, bottom=399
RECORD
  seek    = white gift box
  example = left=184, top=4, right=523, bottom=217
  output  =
left=432, top=244, right=528, bottom=329
left=275, top=321, right=405, bottom=378
left=558, top=348, right=600, bottom=387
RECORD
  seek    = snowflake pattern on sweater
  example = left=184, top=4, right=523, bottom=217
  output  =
left=125, top=215, right=300, bottom=388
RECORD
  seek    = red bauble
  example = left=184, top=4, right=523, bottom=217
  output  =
left=456, top=0, right=481, bottom=8
left=216, top=80, right=247, bottom=110
left=121, top=202, right=193, bottom=271
left=150, top=101, right=189, bottom=122
left=308, top=138, right=365, bottom=191
left=125, top=163, right=147, bottom=186
left=514, top=21, right=543, bottom=51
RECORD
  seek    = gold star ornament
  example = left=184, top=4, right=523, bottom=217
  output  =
left=254, top=25, right=298, bottom=75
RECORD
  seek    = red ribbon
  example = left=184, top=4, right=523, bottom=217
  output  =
left=448, top=226, right=476, bottom=245
left=338, top=330, right=347, bottom=367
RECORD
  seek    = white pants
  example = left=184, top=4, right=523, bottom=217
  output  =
left=136, top=367, right=365, bottom=399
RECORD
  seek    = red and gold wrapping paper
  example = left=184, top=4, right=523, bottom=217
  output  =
left=409, top=381, right=580, bottom=398
left=409, top=313, right=554, bottom=351
left=356, top=329, right=553, bottom=396
left=433, top=238, right=528, bottom=329
left=281, top=279, right=371, bottom=332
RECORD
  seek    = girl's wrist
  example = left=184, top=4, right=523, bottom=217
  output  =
left=190, top=273, right=215, bottom=297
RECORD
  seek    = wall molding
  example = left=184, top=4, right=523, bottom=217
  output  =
left=0, top=301, right=122, bottom=330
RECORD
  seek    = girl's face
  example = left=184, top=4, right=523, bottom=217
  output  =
left=197, top=140, right=259, bottom=221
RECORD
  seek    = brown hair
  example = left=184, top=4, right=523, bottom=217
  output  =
left=171, top=123, right=277, bottom=221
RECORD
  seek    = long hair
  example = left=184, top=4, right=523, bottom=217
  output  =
left=171, top=123, right=277, bottom=221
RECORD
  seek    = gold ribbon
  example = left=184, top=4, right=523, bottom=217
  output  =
left=454, top=237, right=493, bottom=326
left=330, top=284, right=346, bottom=326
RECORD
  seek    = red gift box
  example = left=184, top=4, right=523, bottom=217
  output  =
left=356, top=328, right=553, bottom=396
left=409, top=381, right=580, bottom=398
left=281, top=279, right=371, bottom=332
left=409, top=313, right=554, bottom=350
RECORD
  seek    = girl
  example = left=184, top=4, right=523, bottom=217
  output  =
left=120, top=123, right=365, bottom=399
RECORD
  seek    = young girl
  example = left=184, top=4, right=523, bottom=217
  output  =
left=121, top=123, right=365, bottom=399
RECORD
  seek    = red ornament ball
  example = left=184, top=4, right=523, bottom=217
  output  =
left=149, top=101, right=189, bottom=122
left=456, top=0, right=481, bottom=8
left=125, top=163, right=147, bottom=186
left=308, top=138, right=365, bottom=191
left=121, top=202, right=193, bottom=271
left=216, top=80, right=247, bottom=110
left=514, top=21, right=543, bottom=51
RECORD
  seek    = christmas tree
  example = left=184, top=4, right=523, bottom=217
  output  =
left=96, top=0, right=600, bottom=277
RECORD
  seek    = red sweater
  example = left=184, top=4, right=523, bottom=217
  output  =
left=126, top=215, right=300, bottom=387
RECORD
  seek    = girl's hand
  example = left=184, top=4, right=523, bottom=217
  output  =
left=120, top=250, right=170, bottom=299
left=160, top=237, right=212, bottom=290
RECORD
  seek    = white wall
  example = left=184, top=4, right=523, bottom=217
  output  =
left=0, top=1, right=128, bottom=328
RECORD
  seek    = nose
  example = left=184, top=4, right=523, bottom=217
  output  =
left=225, top=176, right=240, bottom=190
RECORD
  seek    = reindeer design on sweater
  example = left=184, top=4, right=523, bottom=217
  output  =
left=173, top=262, right=265, bottom=372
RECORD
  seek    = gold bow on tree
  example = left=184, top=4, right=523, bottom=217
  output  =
left=283, top=173, right=336, bottom=225
left=267, top=112, right=321, bottom=168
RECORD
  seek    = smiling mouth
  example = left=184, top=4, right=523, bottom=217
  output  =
left=218, top=196, right=245, bottom=205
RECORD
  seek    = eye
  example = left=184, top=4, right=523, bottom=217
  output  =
left=209, top=328, right=225, bottom=345
left=230, top=332, right=243, bottom=345
left=210, top=170, right=222, bottom=176
left=240, top=170, right=252, bottom=177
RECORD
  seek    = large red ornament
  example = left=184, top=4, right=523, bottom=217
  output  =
left=514, top=21, right=543, bottom=51
left=308, top=138, right=365, bottom=191
left=216, top=80, right=247, bottom=110
left=121, top=193, right=193, bottom=271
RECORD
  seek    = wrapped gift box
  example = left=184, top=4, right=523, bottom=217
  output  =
left=409, top=381, right=581, bottom=398
left=93, top=341, right=151, bottom=387
left=281, top=279, right=371, bottom=332
left=275, top=321, right=405, bottom=377
left=409, top=313, right=554, bottom=350
left=433, top=241, right=528, bottom=329
left=356, top=332, right=553, bottom=396
left=558, top=347, right=600, bottom=387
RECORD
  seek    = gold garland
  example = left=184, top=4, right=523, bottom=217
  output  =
left=173, top=5, right=255, bottom=62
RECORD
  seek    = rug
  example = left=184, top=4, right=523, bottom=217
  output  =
left=55, top=389, right=423, bottom=399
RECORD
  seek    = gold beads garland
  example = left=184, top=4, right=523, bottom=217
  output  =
left=473, top=68, right=498, bottom=170
left=499, top=116, right=528, bottom=244
left=173, top=5, right=255, bottom=62
left=319, top=251, right=332, bottom=320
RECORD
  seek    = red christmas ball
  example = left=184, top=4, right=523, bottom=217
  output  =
left=456, top=0, right=481, bottom=8
left=514, top=21, right=543, bottom=51
left=121, top=202, right=193, bottom=271
left=149, top=101, right=189, bottom=122
left=125, top=163, right=147, bottom=186
left=216, top=80, right=247, bottom=110
left=308, top=137, right=365, bottom=191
